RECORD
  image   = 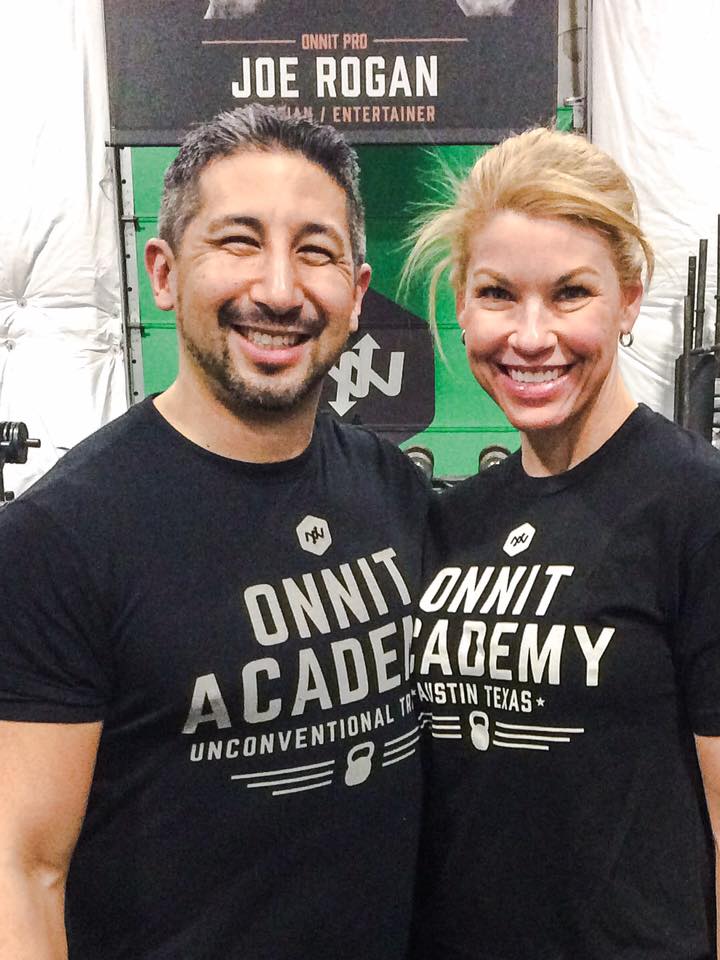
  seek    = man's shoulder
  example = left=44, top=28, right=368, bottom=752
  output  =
left=315, top=415, right=432, bottom=505
left=12, top=400, right=159, bottom=514
left=317, top=414, right=409, bottom=466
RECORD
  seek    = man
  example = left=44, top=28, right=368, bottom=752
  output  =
left=203, top=0, right=514, bottom=20
left=204, top=0, right=264, bottom=18
left=0, top=105, right=429, bottom=959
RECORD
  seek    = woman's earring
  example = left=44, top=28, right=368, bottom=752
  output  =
left=619, top=331, right=634, bottom=347
left=461, top=330, right=466, bottom=345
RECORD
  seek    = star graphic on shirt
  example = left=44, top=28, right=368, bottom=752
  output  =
left=536, top=698, right=545, bottom=707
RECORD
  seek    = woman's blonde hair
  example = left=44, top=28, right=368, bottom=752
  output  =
left=404, top=127, right=654, bottom=330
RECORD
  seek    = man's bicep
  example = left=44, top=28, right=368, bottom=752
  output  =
left=0, top=501, right=114, bottom=720
left=696, top=735, right=720, bottom=821
left=0, top=720, right=102, bottom=877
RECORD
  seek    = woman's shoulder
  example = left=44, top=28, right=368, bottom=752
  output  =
left=429, top=453, right=518, bottom=547
left=632, top=404, right=720, bottom=487
left=622, top=407, right=720, bottom=556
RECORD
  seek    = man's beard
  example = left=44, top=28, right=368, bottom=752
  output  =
left=179, top=301, right=347, bottom=419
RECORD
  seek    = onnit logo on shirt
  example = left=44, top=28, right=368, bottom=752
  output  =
left=503, top=522, right=535, bottom=557
left=296, top=515, right=332, bottom=556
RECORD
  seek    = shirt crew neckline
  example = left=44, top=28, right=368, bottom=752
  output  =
left=508, top=403, right=652, bottom=496
left=136, top=395, right=320, bottom=483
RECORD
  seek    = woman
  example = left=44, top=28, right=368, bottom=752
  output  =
left=408, top=128, right=720, bottom=959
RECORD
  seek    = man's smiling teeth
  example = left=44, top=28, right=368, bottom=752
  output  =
left=241, top=328, right=304, bottom=349
left=506, top=366, right=564, bottom=383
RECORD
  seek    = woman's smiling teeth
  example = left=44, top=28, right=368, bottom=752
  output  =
left=504, top=366, right=566, bottom=383
left=238, top=327, right=307, bottom=349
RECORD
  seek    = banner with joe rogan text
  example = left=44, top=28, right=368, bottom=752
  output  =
left=103, top=0, right=558, bottom=145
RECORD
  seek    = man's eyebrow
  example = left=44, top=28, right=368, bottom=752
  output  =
left=205, top=216, right=345, bottom=249
left=296, top=222, right=345, bottom=247
left=207, top=215, right=263, bottom=233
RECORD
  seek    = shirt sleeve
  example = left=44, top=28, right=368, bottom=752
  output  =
left=675, top=528, right=720, bottom=735
left=0, top=499, right=112, bottom=722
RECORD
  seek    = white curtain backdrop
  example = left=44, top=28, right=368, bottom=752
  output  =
left=592, top=0, right=720, bottom=424
left=0, top=0, right=124, bottom=497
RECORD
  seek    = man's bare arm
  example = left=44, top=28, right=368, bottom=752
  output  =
left=696, top=735, right=720, bottom=960
left=0, top=720, right=102, bottom=960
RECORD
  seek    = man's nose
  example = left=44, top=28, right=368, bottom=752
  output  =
left=507, top=301, right=557, bottom=356
left=251, top=249, right=304, bottom=319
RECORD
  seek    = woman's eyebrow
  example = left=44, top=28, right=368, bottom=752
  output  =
left=555, top=267, right=601, bottom=283
left=468, top=268, right=513, bottom=285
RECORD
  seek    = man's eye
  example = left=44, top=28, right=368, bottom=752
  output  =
left=299, top=246, right=334, bottom=263
left=220, top=235, right=259, bottom=249
left=476, top=285, right=513, bottom=301
left=556, top=284, right=591, bottom=301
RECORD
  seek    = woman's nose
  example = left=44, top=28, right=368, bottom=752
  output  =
left=506, top=302, right=557, bottom=356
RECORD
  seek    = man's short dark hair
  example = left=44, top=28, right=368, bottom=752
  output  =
left=158, top=104, right=366, bottom=266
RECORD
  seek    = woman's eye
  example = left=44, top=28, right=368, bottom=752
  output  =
left=556, top=284, right=591, bottom=301
left=476, top=285, right=513, bottom=301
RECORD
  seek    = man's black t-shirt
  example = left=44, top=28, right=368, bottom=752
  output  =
left=0, top=398, right=430, bottom=960
left=413, top=405, right=720, bottom=960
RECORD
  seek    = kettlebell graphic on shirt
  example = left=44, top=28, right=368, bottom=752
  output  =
left=468, top=711, right=490, bottom=751
left=344, top=742, right=374, bottom=786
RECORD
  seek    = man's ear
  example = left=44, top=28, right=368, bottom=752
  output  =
left=349, top=263, right=372, bottom=334
left=145, top=238, right=177, bottom=312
